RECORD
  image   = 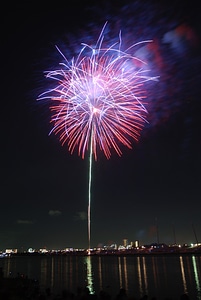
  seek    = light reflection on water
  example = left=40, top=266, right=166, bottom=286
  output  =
left=192, top=255, right=201, bottom=299
left=180, top=256, right=188, bottom=294
left=137, top=256, right=142, bottom=295
left=1, top=254, right=201, bottom=299
left=85, top=255, right=95, bottom=294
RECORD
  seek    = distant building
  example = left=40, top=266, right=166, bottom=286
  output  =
left=39, top=248, right=48, bottom=253
left=123, top=239, right=128, bottom=248
left=134, top=240, right=140, bottom=248
left=5, top=249, right=17, bottom=254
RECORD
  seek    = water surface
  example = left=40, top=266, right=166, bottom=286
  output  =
left=1, top=254, right=201, bottom=299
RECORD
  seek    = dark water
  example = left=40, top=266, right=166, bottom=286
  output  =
left=0, top=254, right=201, bottom=299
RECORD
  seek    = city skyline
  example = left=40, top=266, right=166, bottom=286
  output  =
left=1, top=0, right=201, bottom=250
left=1, top=235, right=201, bottom=254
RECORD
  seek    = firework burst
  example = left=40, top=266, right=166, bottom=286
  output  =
left=38, top=23, right=156, bottom=160
left=38, top=23, right=157, bottom=251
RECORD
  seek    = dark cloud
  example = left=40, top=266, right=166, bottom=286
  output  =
left=74, top=211, right=87, bottom=221
left=48, top=210, right=62, bottom=217
left=17, top=220, right=34, bottom=225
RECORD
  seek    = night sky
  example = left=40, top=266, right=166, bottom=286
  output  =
left=1, top=0, right=201, bottom=251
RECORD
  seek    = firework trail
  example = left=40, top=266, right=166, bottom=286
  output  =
left=38, top=22, right=157, bottom=251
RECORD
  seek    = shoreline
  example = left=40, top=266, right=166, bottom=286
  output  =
left=1, top=249, right=201, bottom=258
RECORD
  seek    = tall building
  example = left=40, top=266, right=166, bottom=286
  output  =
left=123, top=238, right=128, bottom=248
left=134, top=240, right=139, bottom=248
